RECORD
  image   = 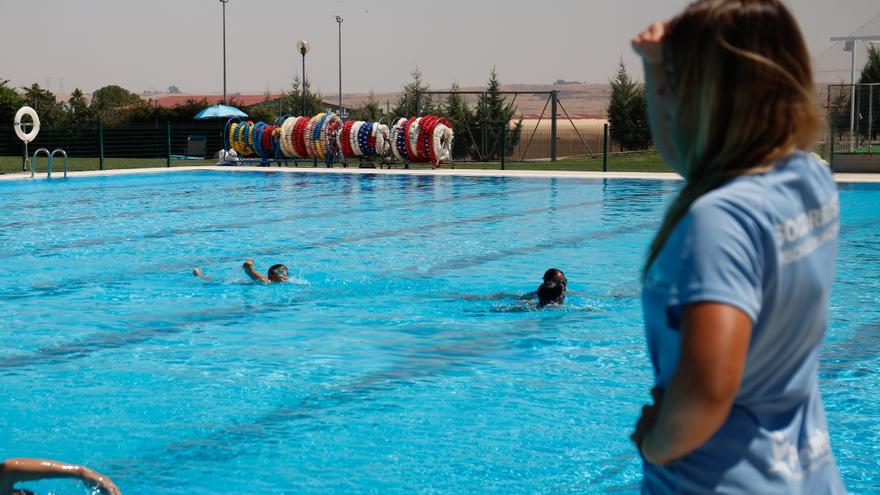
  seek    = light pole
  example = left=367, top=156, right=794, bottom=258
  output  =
left=220, top=0, right=229, bottom=104
left=297, top=40, right=311, bottom=115
left=336, top=16, right=343, bottom=116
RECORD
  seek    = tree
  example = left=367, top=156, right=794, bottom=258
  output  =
left=607, top=60, right=651, bottom=151
left=22, top=83, right=63, bottom=125
left=391, top=67, right=435, bottom=118
left=283, top=75, right=324, bottom=117
left=472, top=68, right=522, bottom=160
left=441, top=82, right=476, bottom=160
left=0, top=79, right=23, bottom=125
left=350, top=91, right=384, bottom=122
left=857, top=44, right=880, bottom=141
left=859, top=44, right=880, bottom=84
left=65, top=88, right=94, bottom=123
left=90, top=84, right=142, bottom=123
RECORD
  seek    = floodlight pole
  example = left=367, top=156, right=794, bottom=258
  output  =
left=301, top=49, right=307, bottom=114
left=220, top=0, right=229, bottom=104
left=336, top=16, right=343, bottom=116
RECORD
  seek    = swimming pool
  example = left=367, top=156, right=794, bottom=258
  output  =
left=0, top=170, right=876, bottom=494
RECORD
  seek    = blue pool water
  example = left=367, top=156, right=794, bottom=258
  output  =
left=0, top=171, right=877, bottom=494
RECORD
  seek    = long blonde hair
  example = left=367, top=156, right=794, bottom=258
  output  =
left=644, top=0, right=822, bottom=275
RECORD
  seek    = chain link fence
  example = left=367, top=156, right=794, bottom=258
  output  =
left=826, top=82, right=880, bottom=173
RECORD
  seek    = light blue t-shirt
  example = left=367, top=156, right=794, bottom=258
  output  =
left=641, top=152, right=846, bottom=494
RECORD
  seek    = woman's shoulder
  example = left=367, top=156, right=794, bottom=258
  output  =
left=693, top=152, right=833, bottom=215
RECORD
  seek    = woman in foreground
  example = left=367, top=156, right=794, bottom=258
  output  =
left=630, top=0, right=845, bottom=492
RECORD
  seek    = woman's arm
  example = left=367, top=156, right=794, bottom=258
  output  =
left=632, top=22, right=678, bottom=171
left=0, top=458, right=120, bottom=495
left=635, top=302, right=752, bottom=465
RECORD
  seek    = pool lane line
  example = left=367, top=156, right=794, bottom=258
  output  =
left=0, top=168, right=425, bottom=219
left=105, top=308, right=648, bottom=479
left=411, top=220, right=659, bottom=276
left=0, top=169, right=360, bottom=211
left=0, top=182, right=562, bottom=257
left=820, top=321, right=880, bottom=380
left=0, top=188, right=668, bottom=304
left=0, top=169, right=594, bottom=214
left=0, top=215, right=655, bottom=371
left=0, top=299, right=302, bottom=371
left=141, top=187, right=667, bottom=274
left=0, top=171, right=468, bottom=230
left=100, top=314, right=560, bottom=472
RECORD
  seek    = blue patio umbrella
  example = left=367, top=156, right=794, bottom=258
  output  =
left=194, top=104, right=248, bottom=119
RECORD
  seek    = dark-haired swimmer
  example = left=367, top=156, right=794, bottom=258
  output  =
left=192, top=259, right=288, bottom=284
left=522, top=268, right=573, bottom=306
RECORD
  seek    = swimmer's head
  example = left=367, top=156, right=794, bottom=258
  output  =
left=543, top=268, right=567, bottom=288
left=267, top=264, right=289, bottom=282
left=537, top=281, right=565, bottom=307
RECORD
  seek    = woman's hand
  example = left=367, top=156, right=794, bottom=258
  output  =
left=631, top=387, right=664, bottom=461
left=632, top=21, right=668, bottom=65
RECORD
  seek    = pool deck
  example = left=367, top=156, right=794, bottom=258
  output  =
left=2, top=165, right=880, bottom=183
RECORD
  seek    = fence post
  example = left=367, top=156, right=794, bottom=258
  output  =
left=550, top=90, right=558, bottom=162
left=98, top=122, right=105, bottom=170
left=829, top=125, right=835, bottom=173
left=166, top=121, right=172, bottom=167
left=603, top=123, right=609, bottom=172
left=500, top=122, right=506, bottom=170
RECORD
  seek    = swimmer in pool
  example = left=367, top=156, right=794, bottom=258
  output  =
left=192, top=259, right=289, bottom=284
left=536, top=275, right=566, bottom=307
left=0, top=458, right=121, bottom=495
left=521, top=268, right=570, bottom=306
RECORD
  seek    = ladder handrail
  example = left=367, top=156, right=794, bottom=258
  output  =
left=32, top=148, right=51, bottom=178
left=51, top=149, right=68, bottom=178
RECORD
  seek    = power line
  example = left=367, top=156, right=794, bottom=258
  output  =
left=811, top=11, right=880, bottom=60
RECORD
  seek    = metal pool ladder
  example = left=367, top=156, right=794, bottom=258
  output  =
left=31, top=148, right=69, bottom=178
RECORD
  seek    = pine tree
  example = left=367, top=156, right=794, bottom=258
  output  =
left=351, top=91, right=384, bottom=122
left=442, top=82, right=476, bottom=159
left=472, top=68, right=521, bottom=160
left=391, top=68, right=434, bottom=118
left=607, top=61, right=651, bottom=151
left=858, top=45, right=880, bottom=141
left=859, top=44, right=880, bottom=84
left=284, top=75, right=324, bottom=117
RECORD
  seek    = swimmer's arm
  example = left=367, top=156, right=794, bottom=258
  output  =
left=639, top=302, right=751, bottom=465
left=192, top=268, right=212, bottom=280
left=0, top=458, right=121, bottom=495
left=242, top=259, right=269, bottom=284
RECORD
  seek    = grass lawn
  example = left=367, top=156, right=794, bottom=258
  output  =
left=0, top=152, right=673, bottom=175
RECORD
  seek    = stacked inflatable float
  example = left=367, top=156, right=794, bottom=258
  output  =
left=224, top=113, right=453, bottom=167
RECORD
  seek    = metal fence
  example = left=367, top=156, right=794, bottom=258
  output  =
left=826, top=82, right=880, bottom=173
left=0, top=120, right=668, bottom=174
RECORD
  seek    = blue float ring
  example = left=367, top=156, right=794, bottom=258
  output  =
left=397, top=123, right=411, bottom=161
left=358, top=122, right=373, bottom=156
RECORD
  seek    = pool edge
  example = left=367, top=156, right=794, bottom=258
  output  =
left=1, top=165, right=879, bottom=183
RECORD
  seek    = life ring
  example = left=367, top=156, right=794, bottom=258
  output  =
left=14, top=106, right=40, bottom=143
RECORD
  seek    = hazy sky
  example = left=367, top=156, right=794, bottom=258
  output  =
left=2, top=0, right=878, bottom=96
